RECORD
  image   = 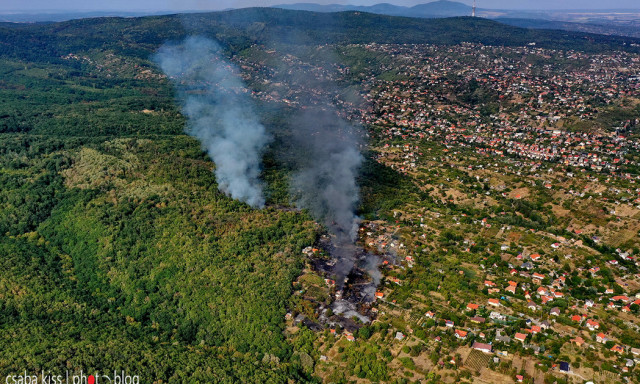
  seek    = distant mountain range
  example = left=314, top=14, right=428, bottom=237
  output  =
left=273, top=1, right=473, bottom=18
left=0, top=11, right=168, bottom=23
left=2, top=7, right=639, bottom=62
left=273, top=0, right=640, bottom=38
left=1, top=0, right=639, bottom=38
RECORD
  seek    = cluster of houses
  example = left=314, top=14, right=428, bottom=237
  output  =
left=353, top=209, right=640, bottom=377
left=360, top=43, right=640, bottom=179
left=258, top=41, right=640, bottom=380
left=231, top=44, right=368, bottom=124
left=404, top=246, right=639, bottom=374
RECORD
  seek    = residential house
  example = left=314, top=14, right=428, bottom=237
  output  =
left=596, top=333, right=608, bottom=343
left=495, top=331, right=511, bottom=344
left=514, top=333, right=528, bottom=343
left=455, top=329, right=468, bottom=339
left=467, top=303, right=479, bottom=311
left=532, top=273, right=545, bottom=283
left=611, top=344, right=625, bottom=354
left=472, top=341, right=493, bottom=353
left=612, top=295, right=630, bottom=303
left=571, top=336, right=585, bottom=347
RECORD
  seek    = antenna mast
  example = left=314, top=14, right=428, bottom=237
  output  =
left=472, top=0, right=476, bottom=17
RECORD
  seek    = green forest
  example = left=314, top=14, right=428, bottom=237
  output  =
left=0, top=73, right=319, bottom=382
left=0, top=10, right=324, bottom=383
left=1, top=7, right=640, bottom=384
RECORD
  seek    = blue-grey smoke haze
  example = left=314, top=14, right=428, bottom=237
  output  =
left=2, top=0, right=639, bottom=12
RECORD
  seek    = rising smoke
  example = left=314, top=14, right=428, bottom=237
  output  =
left=155, top=34, right=371, bottom=288
left=289, top=108, right=365, bottom=285
left=154, top=36, right=269, bottom=208
left=361, top=253, right=382, bottom=301
left=331, top=300, right=370, bottom=323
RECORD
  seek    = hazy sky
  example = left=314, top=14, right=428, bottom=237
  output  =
left=1, top=0, right=639, bottom=12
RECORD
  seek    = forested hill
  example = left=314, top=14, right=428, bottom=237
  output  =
left=1, top=6, right=639, bottom=384
left=1, top=7, right=639, bottom=63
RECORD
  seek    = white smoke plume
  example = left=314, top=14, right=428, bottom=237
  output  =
left=288, top=108, right=365, bottom=284
left=332, top=300, right=370, bottom=324
left=154, top=36, right=268, bottom=208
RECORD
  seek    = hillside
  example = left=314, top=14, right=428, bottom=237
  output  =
left=273, top=0, right=472, bottom=18
left=272, top=1, right=640, bottom=38
left=496, top=17, right=640, bottom=39
left=1, top=7, right=639, bottom=65
left=1, top=6, right=640, bottom=384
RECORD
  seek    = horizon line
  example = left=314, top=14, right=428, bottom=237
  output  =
left=1, top=1, right=640, bottom=14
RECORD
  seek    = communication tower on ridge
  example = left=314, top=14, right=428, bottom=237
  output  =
left=472, top=0, right=476, bottom=17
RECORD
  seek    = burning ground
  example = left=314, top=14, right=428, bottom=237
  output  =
left=288, top=232, right=396, bottom=333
